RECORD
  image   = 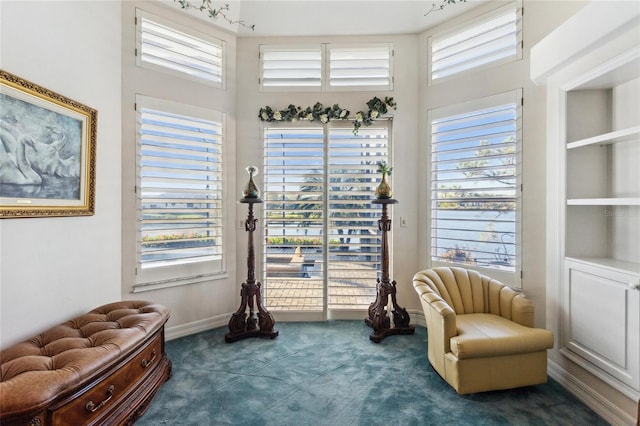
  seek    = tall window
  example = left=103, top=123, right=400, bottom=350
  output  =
left=428, top=0, right=522, bottom=84
left=136, top=9, right=225, bottom=87
left=263, top=122, right=390, bottom=311
left=429, top=90, right=521, bottom=286
left=136, top=95, right=224, bottom=287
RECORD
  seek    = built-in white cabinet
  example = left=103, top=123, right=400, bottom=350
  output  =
left=560, top=63, right=640, bottom=398
left=563, top=45, right=640, bottom=400
left=531, top=0, right=640, bottom=418
left=563, top=258, right=640, bottom=393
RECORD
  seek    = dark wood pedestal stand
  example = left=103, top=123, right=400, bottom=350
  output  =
left=365, top=198, right=415, bottom=343
left=225, top=198, right=278, bottom=343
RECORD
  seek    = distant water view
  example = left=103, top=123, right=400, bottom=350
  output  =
left=432, top=209, right=516, bottom=270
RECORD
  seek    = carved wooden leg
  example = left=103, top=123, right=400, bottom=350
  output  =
left=256, top=282, right=276, bottom=332
left=227, top=283, right=249, bottom=334
left=365, top=278, right=383, bottom=327
left=366, top=279, right=415, bottom=342
left=390, top=280, right=411, bottom=328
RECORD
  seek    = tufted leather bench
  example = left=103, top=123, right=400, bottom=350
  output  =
left=0, top=300, right=171, bottom=426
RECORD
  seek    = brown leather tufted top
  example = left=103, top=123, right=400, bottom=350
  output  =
left=0, top=300, right=170, bottom=418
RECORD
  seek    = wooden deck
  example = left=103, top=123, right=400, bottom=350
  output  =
left=263, top=261, right=379, bottom=311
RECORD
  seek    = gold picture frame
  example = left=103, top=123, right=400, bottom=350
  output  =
left=0, top=70, right=97, bottom=218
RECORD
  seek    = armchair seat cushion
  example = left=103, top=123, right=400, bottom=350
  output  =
left=452, top=313, right=554, bottom=359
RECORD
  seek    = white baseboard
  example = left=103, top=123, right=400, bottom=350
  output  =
left=165, top=310, right=426, bottom=342
left=165, top=313, right=230, bottom=341
left=548, top=359, right=637, bottom=426
left=409, top=309, right=426, bottom=328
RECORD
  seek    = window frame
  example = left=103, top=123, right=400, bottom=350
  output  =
left=261, top=119, right=393, bottom=311
left=428, top=90, right=522, bottom=288
left=135, top=8, right=226, bottom=89
left=259, top=43, right=394, bottom=92
left=427, top=0, right=523, bottom=86
left=259, top=44, right=323, bottom=92
left=326, top=43, right=394, bottom=91
left=134, top=94, right=227, bottom=291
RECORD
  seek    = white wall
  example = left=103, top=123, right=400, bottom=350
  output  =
left=120, top=1, right=239, bottom=338
left=0, top=0, right=591, bottom=345
left=0, top=1, right=122, bottom=347
left=2, top=0, right=636, bottom=421
left=233, top=1, right=591, bottom=333
left=416, top=0, right=588, bottom=327
left=535, top=3, right=640, bottom=422
left=236, top=34, right=420, bottom=318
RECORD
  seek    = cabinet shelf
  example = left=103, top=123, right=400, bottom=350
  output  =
left=565, top=256, right=640, bottom=278
left=567, top=125, right=640, bottom=149
left=567, top=198, right=640, bottom=206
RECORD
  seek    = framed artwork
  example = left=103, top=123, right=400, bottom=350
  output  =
left=0, top=70, right=97, bottom=218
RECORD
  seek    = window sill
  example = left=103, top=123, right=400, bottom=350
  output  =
left=132, top=272, right=229, bottom=293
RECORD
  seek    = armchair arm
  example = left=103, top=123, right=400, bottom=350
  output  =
left=511, top=294, right=535, bottom=327
left=497, top=284, right=535, bottom=327
left=425, top=296, right=457, bottom=351
left=414, top=280, right=457, bottom=372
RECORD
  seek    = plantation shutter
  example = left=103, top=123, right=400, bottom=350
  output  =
left=136, top=9, right=224, bottom=87
left=262, top=122, right=391, bottom=311
left=430, top=90, right=521, bottom=285
left=328, top=44, right=393, bottom=90
left=136, top=95, right=224, bottom=287
left=260, top=43, right=394, bottom=91
left=260, top=46, right=322, bottom=90
left=327, top=124, right=389, bottom=308
left=263, top=125, right=325, bottom=310
left=429, top=1, right=522, bottom=83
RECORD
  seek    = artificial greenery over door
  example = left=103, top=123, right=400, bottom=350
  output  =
left=259, top=96, right=397, bottom=135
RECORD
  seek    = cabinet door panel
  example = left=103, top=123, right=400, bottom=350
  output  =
left=563, top=260, right=640, bottom=391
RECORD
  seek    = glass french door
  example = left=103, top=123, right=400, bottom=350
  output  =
left=262, top=121, right=391, bottom=316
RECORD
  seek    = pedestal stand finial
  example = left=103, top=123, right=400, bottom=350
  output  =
left=365, top=198, right=415, bottom=342
left=225, top=197, right=278, bottom=342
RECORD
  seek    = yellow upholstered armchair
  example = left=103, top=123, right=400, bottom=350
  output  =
left=413, top=267, right=554, bottom=394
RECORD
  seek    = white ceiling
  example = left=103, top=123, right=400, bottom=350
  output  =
left=169, top=0, right=487, bottom=37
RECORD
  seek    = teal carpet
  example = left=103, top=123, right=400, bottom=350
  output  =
left=137, top=321, right=606, bottom=425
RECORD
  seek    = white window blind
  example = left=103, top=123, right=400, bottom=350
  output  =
left=429, top=1, right=522, bottom=83
left=260, top=43, right=393, bottom=91
left=263, top=126, right=325, bottom=253
left=328, top=44, right=393, bottom=90
left=136, top=96, right=224, bottom=287
left=260, top=46, right=322, bottom=90
left=430, top=91, right=521, bottom=285
left=262, top=123, right=390, bottom=311
left=263, top=126, right=325, bottom=310
left=136, top=9, right=224, bottom=87
left=327, top=125, right=388, bottom=307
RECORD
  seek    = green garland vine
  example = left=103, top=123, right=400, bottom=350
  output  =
left=259, top=96, right=397, bottom=135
